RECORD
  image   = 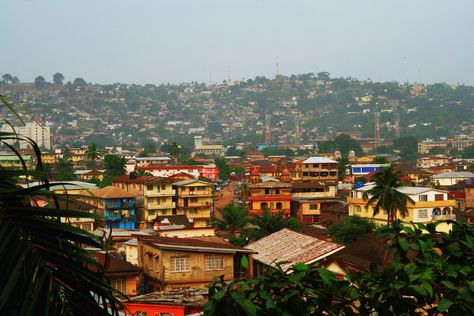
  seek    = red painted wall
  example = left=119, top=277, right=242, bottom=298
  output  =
left=122, top=302, right=185, bottom=316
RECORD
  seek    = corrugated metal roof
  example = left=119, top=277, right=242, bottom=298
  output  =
left=303, top=157, right=338, bottom=164
left=433, top=172, right=474, bottom=179
left=245, top=228, right=344, bottom=271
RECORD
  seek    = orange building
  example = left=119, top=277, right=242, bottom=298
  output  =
left=247, top=168, right=293, bottom=216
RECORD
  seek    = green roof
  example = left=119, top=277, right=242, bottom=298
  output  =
left=0, top=155, right=32, bottom=161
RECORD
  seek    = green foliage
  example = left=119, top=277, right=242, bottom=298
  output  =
left=215, top=157, right=232, bottom=181
left=372, top=156, right=389, bottom=164
left=34, top=75, right=46, bottom=88
left=86, top=143, right=99, bottom=160
left=364, top=166, right=414, bottom=225
left=462, top=144, right=474, bottom=159
left=337, top=157, right=349, bottom=178
left=318, top=134, right=362, bottom=157
left=53, top=72, right=64, bottom=85
left=0, top=96, right=124, bottom=314
left=54, top=157, right=76, bottom=181
left=327, top=216, right=375, bottom=245
left=248, top=208, right=300, bottom=241
left=393, top=136, right=418, bottom=160
left=213, top=203, right=248, bottom=237
left=104, top=154, right=126, bottom=177
left=205, top=221, right=474, bottom=315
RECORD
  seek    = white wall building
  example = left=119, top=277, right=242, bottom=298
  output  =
left=1, top=122, right=51, bottom=150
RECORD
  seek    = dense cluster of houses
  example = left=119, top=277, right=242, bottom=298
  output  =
left=3, top=145, right=474, bottom=315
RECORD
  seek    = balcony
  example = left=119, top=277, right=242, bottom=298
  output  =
left=432, top=214, right=456, bottom=221
left=177, top=201, right=211, bottom=208
left=105, top=200, right=135, bottom=209
left=145, top=190, right=175, bottom=197
left=180, top=191, right=212, bottom=197
left=147, top=202, right=176, bottom=210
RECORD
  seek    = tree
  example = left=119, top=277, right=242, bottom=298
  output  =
left=73, top=77, right=87, bottom=86
left=213, top=203, right=248, bottom=238
left=327, top=216, right=375, bottom=244
left=337, top=157, right=349, bottom=179
left=34, top=75, right=46, bottom=88
left=334, top=134, right=363, bottom=157
left=215, top=157, right=231, bottom=181
left=462, top=144, right=474, bottom=159
left=372, top=156, right=389, bottom=164
left=0, top=97, right=123, bottom=314
left=248, top=208, right=300, bottom=241
left=104, top=154, right=126, bottom=177
left=393, top=136, right=418, bottom=160
left=11, top=76, right=19, bottom=84
left=2, top=73, right=13, bottom=84
left=167, top=142, right=181, bottom=162
left=205, top=221, right=474, bottom=315
left=86, top=143, right=99, bottom=160
left=62, top=146, right=72, bottom=161
left=363, top=166, right=414, bottom=225
left=53, top=72, right=65, bottom=85
left=55, top=157, right=76, bottom=181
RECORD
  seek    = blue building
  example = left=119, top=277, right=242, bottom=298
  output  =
left=351, top=164, right=390, bottom=176
left=87, top=186, right=137, bottom=229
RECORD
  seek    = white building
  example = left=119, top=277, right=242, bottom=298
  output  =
left=1, top=122, right=51, bottom=150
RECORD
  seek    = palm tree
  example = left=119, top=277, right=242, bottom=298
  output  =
left=363, top=166, right=414, bottom=225
left=213, top=203, right=248, bottom=237
left=169, top=141, right=181, bottom=163
left=248, top=208, right=300, bottom=241
left=0, top=96, right=123, bottom=315
left=86, top=143, right=99, bottom=161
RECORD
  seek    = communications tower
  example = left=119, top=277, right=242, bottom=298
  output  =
left=374, top=112, right=381, bottom=148
left=265, top=114, right=271, bottom=145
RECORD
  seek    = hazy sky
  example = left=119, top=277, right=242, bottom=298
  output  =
left=2, top=0, right=474, bottom=85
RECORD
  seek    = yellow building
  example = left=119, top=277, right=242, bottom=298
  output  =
left=348, top=184, right=456, bottom=231
left=173, top=179, right=213, bottom=227
left=112, top=175, right=176, bottom=224
left=0, top=154, right=33, bottom=169
left=137, top=236, right=253, bottom=290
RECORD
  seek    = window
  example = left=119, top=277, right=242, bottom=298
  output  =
left=355, top=205, right=361, bottom=212
left=147, top=254, right=154, bottom=271
left=309, top=204, right=318, bottom=210
left=112, top=278, right=126, bottom=293
left=435, top=194, right=444, bottom=201
left=136, top=312, right=147, bottom=316
left=419, top=195, right=428, bottom=201
left=265, top=189, right=270, bottom=195
left=275, top=189, right=280, bottom=194
left=170, top=256, right=190, bottom=272
left=197, top=186, right=205, bottom=191
left=276, top=202, right=282, bottom=209
left=147, top=185, right=153, bottom=191
left=161, top=184, right=166, bottom=190
left=205, top=254, right=224, bottom=270
left=418, top=209, right=428, bottom=218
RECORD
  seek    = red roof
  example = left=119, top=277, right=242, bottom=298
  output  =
left=250, top=167, right=260, bottom=176
left=113, top=175, right=172, bottom=184
left=136, top=165, right=203, bottom=171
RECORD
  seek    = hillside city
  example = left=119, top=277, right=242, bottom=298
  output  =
left=1, top=71, right=474, bottom=315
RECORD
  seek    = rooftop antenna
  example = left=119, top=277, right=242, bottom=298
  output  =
left=265, top=114, right=271, bottom=146
left=374, top=112, right=381, bottom=148
left=394, top=112, right=400, bottom=139
left=276, top=56, right=280, bottom=78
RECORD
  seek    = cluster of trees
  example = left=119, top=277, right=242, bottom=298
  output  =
left=214, top=204, right=300, bottom=246
left=32, top=73, right=87, bottom=88
left=205, top=221, right=474, bottom=315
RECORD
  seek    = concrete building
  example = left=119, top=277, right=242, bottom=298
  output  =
left=1, top=122, right=51, bottom=150
left=348, top=184, right=456, bottom=232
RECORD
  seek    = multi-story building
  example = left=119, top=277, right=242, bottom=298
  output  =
left=247, top=168, right=293, bottom=216
left=1, top=122, right=51, bottom=150
left=292, top=157, right=340, bottom=223
left=137, top=236, right=253, bottom=290
left=112, top=175, right=176, bottom=225
left=173, top=179, right=213, bottom=227
left=81, top=186, right=137, bottom=229
left=418, top=138, right=474, bottom=154
left=348, top=184, right=456, bottom=232
left=0, top=153, right=33, bottom=169
left=193, top=145, right=226, bottom=157
left=416, top=156, right=450, bottom=168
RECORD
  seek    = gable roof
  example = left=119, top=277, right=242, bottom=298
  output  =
left=245, top=228, right=344, bottom=271
left=154, top=214, right=191, bottom=227
left=86, top=186, right=137, bottom=199
left=433, top=171, right=474, bottom=179
left=139, top=236, right=254, bottom=254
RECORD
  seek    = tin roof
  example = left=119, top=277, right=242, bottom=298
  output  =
left=245, top=228, right=344, bottom=271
